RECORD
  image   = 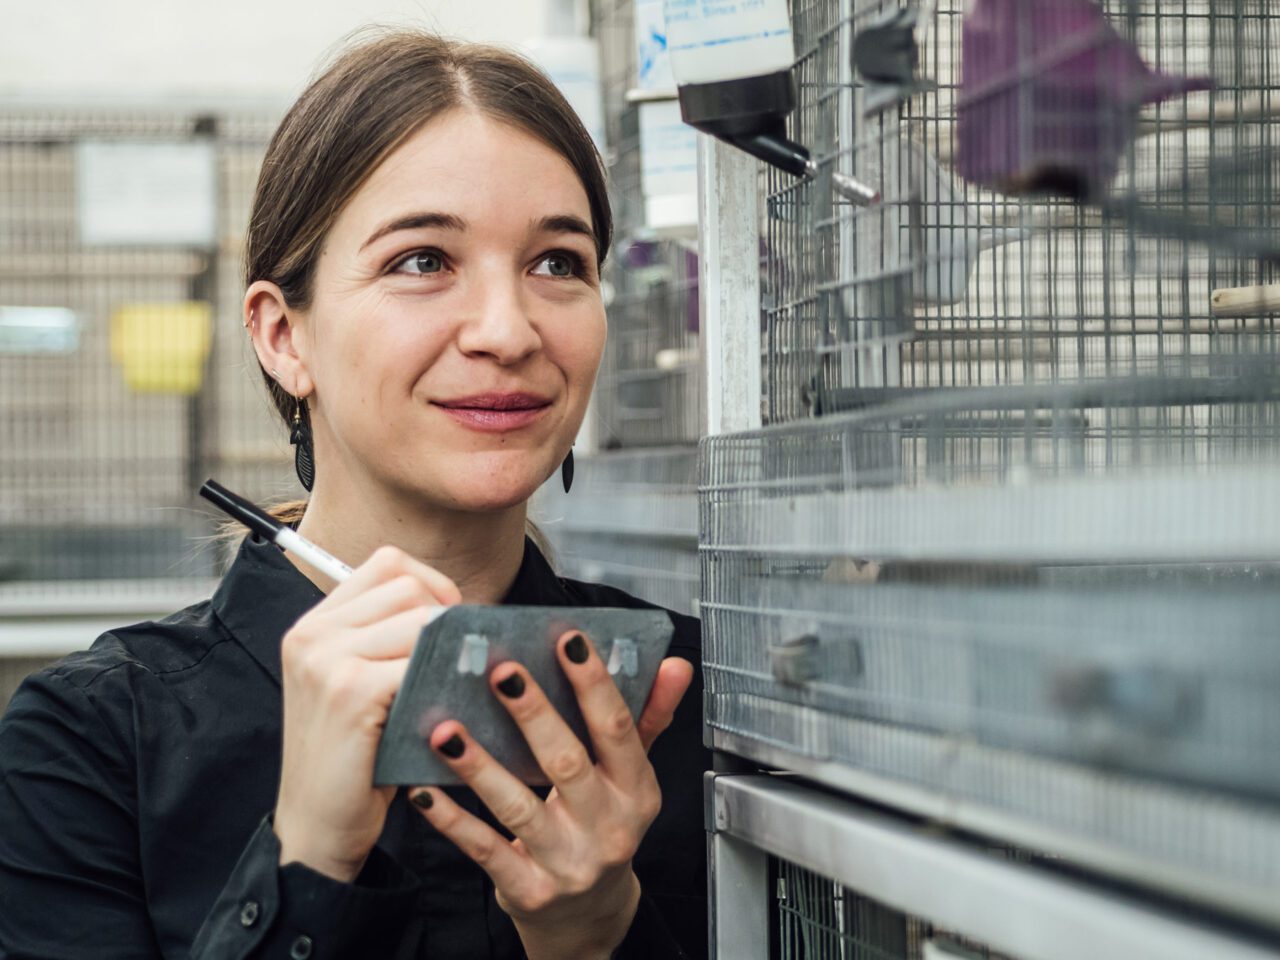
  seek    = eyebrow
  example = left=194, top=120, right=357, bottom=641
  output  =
left=360, top=212, right=467, bottom=252
left=359, top=210, right=598, bottom=255
left=532, top=214, right=596, bottom=246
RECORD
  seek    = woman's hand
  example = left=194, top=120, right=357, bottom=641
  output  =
left=273, top=546, right=461, bottom=882
left=408, top=630, right=694, bottom=960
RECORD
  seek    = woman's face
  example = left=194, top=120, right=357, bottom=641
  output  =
left=296, top=109, right=606, bottom=512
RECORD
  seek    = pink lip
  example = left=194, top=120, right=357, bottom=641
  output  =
left=432, top=392, right=553, bottom=433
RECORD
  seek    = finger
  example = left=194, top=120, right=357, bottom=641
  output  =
left=283, top=655, right=408, bottom=719
left=426, top=722, right=557, bottom=855
left=305, top=605, right=437, bottom=661
left=328, top=545, right=462, bottom=608
left=636, top=657, right=694, bottom=752
left=321, top=545, right=416, bottom=604
left=487, top=657, right=610, bottom=812
left=327, top=574, right=450, bottom=629
left=552, top=632, right=648, bottom=785
left=358, top=656, right=412, bottom=707
left=406, top=787, right=534, bottom=894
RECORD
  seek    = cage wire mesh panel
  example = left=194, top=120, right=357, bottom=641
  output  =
left=0, top=108, right=289, bottom=584
left=535, top=0, right=702, bottom=610
left=534, top=447, right=699, bottom=615
left=775, top=858, right=1017, bottom=960
left=0, top=107, right=294, bottom=698
left=702, top=0, right=1280, bottom=927
left=764, top=0, right=1279, bottom=420
left=589, top=0, right=701, bottom=449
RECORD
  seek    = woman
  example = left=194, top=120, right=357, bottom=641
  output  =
left=0, top=32, right=709, bottom=960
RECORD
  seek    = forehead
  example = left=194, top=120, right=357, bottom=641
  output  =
left=338, top=108, right=594, bottom=238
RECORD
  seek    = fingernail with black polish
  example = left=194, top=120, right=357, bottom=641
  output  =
left=437, top=734, right=465, bottom=759
left=496, top=673, right=525, bottom=698
left=410, top=789, right=433, bottom=810
left=565, top=633, right=589, bottom=664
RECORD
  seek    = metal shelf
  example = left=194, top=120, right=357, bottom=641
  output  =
left=710, top=773, right=1280, bottom=960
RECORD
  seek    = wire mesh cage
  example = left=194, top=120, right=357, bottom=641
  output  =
left=699, top=401, right=1280, bottom=913
left=588, top=0, right=702, bottom=449
left=763, top=0, right=1280, bottom=424
left=535, top=0, right=703, bottom=608
left=535, top=446, right=698, bottom=614
left=701, top=0, right=1280, bottom=921
left=775, top=858, right=1018, bottom=960
left=594, top=233, right=701, bottom=447
left=0, top=107, right=288, bottom=588
left=699, top=401, right=1280, bottom=769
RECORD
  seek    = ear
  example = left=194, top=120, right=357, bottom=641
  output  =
left=244, top=281, right=314, bottom=399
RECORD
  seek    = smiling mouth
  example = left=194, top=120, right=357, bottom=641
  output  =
left=431, top=393, right=553, bottom=432
left=434, top=392, right=552, bottom=411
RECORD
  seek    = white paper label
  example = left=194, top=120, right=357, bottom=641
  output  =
left=76, top=140, right=217, bottom=247
left=635, top=0, right=677, bottom=91
left=640, top=100, right=699, bottom=228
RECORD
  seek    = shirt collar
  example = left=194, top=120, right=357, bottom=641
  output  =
left=211, top=533, right=571, bottom=686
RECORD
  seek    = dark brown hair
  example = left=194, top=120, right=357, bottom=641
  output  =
left=245, top=30, right=611, bottom=525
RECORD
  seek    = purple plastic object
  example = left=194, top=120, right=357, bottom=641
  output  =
left=956, top=0, right=1212, bottom=202
left=623, top=239, right=701, bottom=333
left=684, top=248, right=699, bottom=334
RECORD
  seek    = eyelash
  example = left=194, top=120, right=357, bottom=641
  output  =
left=387, top=247, right=589, bottom=280
left=388, top=247, right=448, bottom=277
left=536, top=249, right=589, bottom=279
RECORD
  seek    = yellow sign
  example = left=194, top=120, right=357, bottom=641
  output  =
left=109, top=302, right=213, bottom=395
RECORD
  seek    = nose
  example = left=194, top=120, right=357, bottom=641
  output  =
left=454, top=268, right=543, bottom=366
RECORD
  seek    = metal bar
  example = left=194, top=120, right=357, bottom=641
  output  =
left=712, top=773, right=1280, bottom=960
left=706, top=722, right=1280, bottom=930
left=698, top=134, right=762, bottom=437
left=703, top=461, right=1280, bottom=564
left=708, top=811, right=771, bottom=958
left=810, top=369, right=1280, bottom=416
left=0, top=578, right=219, bottom=616
left=538, top=492, right=697, bottom=537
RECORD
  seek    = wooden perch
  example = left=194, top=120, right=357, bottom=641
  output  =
left=1210, top=284, right=1280, bottom=318
left=1137, top=95, right=1280, bottom=135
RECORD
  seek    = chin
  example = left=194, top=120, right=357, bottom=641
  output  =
left=449, top=485, right=541, bottom=513
left=437, top=460, right=554, bottom=513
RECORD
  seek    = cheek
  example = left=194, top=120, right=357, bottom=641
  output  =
left=550, top=303, right=607, bottom=389
left=322, top=295, right=451, bottom=393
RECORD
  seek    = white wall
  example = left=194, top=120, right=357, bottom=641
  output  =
left=0, top=0, right=561, bottom=104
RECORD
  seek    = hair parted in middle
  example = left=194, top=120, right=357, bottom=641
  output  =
left=242, top=29, right=613, bottom=528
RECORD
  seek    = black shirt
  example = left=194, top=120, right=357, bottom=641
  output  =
left=0, top=534, right=709, bottom=959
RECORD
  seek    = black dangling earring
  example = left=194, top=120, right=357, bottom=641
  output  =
left=290, top=396, right=315, bottom=492
left=561, top=448, right=574, bottom=494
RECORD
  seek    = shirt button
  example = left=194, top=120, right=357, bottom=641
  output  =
left=239, top=900, right=260, bottom=928
left=290, top=935, right=314, bottom=959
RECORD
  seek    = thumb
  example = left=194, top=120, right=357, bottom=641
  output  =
left=636, top=657, right=694, bottom=752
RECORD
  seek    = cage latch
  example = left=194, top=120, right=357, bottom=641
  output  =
left=851, top=5, right=937, bottom=115
left=769, top=634, right=823, bottom=686
left=1049, top=663, right=1198, bottom=735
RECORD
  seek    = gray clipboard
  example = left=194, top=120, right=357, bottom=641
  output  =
left=373, top=606, right=674, bottom=786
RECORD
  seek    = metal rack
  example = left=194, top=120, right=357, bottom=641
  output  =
left=587, top=0, right=702, bottom=450
left=709, top=774, right=1278, bottom=960
left=0, top=106, right=285, bottom=694
left=700, top=0, right=1280, bottom=955
left=534, top=446, right=698, bottom=615
left=0, top=107, right=287, bottom=587
left=537, top=0, right=703, bottom=608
